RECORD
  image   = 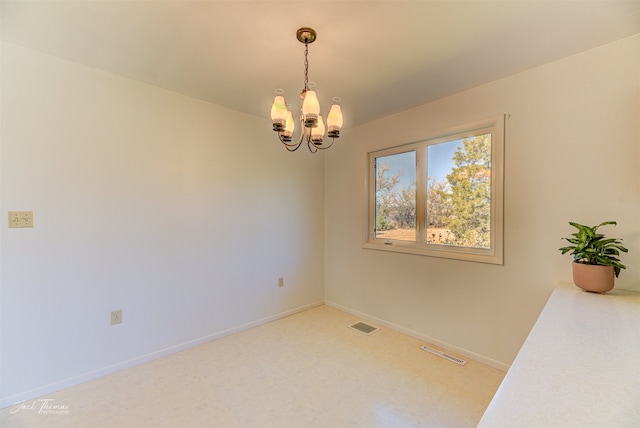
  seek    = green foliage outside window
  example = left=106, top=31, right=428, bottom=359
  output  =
left=444, top=135, right=491, bottom=248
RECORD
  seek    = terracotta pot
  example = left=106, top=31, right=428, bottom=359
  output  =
left=572, top=261, right=615, bottom=294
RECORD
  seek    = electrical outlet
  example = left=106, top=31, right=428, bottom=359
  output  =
left=110, top=309, right=122, bottom=325
left=278, top=277, right=284, bottom=288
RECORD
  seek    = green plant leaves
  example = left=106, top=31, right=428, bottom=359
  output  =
left=559, top=221, right=628, bottom=277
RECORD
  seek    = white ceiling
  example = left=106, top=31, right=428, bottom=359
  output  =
left=2, top=1, right=639, bottom=128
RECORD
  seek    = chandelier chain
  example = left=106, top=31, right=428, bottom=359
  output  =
left=304, top=41, right=309, bottom=92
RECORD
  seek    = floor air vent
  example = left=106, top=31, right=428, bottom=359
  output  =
left=349, top=321, right=379, bottom=335
left=421, top=345, right=467, bottom=366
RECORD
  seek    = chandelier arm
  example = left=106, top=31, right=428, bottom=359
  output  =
left=279, top=132, right=303, bottom=148
left=279, top=133, right=302, bottom=151
left=277, top=114, right=305, bottom=148
left=315, top=138, right=336, bottom=151
left=307, top=139, right=318, bottom=153
left=292, top=116, right=309, bottom=145
left=307, top=137, right=335, bottom=152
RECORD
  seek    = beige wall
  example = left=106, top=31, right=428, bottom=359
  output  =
left=0, top=41, right=325, bottom=405
left=324, top=35, right=640, bottom=369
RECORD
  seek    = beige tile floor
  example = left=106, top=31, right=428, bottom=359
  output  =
left=1, top=305, right=504, bottom=428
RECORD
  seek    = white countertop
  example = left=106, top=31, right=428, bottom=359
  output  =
left=478, top=282, right=640, bottom=427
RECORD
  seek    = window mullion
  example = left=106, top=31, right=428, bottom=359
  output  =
left=368, top=153, right=376, bottom=241
left=415, top=145, right=427, bottom=245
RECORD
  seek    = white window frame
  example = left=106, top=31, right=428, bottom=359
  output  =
left=364, top=115, right=505, bottom=265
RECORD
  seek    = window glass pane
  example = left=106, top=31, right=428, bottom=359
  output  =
left=374, top=151, right=416, bottom=241
left=426, top=134, right=491, bottom=249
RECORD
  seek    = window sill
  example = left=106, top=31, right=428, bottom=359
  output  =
left=361, top=242, right=503, bottom=265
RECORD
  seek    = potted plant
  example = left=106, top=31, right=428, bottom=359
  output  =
left=559, top=221, right=628, bottom=293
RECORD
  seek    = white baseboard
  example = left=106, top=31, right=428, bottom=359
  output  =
left=0, top=301, right=323, bottom=409
left=325, top=300, right=510, bottom=372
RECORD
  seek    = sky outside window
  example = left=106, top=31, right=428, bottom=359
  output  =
left=378, top=140, right=463, bottom=192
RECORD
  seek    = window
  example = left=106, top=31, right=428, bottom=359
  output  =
left=365, top=116, right=505, bottom=264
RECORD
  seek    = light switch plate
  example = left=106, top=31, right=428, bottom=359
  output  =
left=8, top=211, right=34, bottom=228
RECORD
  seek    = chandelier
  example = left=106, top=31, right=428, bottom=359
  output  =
left=270, top=28, right=343, bottom=153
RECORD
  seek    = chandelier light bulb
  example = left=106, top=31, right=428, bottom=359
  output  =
left=302, top=90, right=320, bottom=127
left=312, top=115, right=325, bottom=143
left=270, top=92, right=288, bottom=132
left=327, top=97, right=343, bottom=138
left=282, top=110, right=295, bottom=141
